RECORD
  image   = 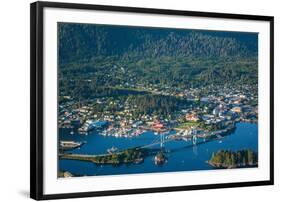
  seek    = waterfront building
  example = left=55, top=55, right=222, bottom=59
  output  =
left=185, top=113, right=200, bottom=122
left=231, top=107, right=242, bottom=113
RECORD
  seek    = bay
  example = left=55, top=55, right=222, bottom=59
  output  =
left=59, top=122, right=258, bottom=176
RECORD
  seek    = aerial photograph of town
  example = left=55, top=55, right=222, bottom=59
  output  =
left=58, top=22, right=258, bottom=178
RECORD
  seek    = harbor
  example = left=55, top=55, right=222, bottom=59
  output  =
left=59, top=122, right=258, bottom=176
left=57, top=22, right=259, bottom=178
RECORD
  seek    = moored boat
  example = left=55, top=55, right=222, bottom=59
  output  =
left=60, top=140, right=84, bottom=150
left=107, top=146, right=118, bottom=154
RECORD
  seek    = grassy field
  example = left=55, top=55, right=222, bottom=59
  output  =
left=176, top=121, right=200, bottom=129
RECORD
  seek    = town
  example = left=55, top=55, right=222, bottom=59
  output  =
left=58, top=83, right=258, bottom=145
left=57, top=23, right=259, bottom=176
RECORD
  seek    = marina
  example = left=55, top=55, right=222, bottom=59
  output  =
left=59, top=122, right=258, bottom=176
left=57, top=23, right=259, bottom=178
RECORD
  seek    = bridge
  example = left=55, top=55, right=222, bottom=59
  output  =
left=141, top=124, right=235, bottom=149
left=141, top=135, right=172, bottom=148
left=141, top=132, right=199, bottom=149
left=60, top=125, right=235, bottom=164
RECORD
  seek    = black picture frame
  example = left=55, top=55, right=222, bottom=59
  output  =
left=30, top=1, right=274, bottom=200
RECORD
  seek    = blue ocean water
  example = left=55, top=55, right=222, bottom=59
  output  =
left=59, top=122, right=258, bottom=176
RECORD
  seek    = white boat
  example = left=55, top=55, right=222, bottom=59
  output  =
left=101, top=131, right=107, bottom=136
left=107, top=146, right=118, bottom=154
left=60, top=140, right=84, bottom=150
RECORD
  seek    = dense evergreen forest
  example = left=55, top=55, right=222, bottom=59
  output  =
left=208, top=149, right=258, bottom=168
left=128, top=94, right=191, bottom=117
left=58, top=23, right=258, bottom=97
left=58, top=23, right=257, bottom=63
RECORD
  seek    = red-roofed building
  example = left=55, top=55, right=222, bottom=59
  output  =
left=185, top=113, right=200, bottom=122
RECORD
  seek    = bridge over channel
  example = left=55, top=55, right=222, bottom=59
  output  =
left=60, top=127, right=232, bottom=162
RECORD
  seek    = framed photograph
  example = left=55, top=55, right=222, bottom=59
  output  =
left=30, top=1, right=274, bottom=200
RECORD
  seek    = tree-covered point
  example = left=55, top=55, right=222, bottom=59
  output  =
left=208, top=149, right=258, bottom=168
left=94, top=148, right=145, bottom=164
left=61, top=148, right=148, bottom=165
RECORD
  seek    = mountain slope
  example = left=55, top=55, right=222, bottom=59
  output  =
left=58, top=23, right=258, bottom=64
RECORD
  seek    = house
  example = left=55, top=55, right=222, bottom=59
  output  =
left=185, top=113, right=200, bottom=122
left=231, top=107, right=242, bottom=113
left=152, top=120, right=166, bottom=130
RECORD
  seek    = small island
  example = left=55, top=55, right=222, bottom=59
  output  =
left=208, top=149, right=258, bottom=169
left=154, top=150, right=167, bottom=165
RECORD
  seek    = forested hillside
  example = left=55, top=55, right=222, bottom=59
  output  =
left=58, top=23, right=258, bottom=92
